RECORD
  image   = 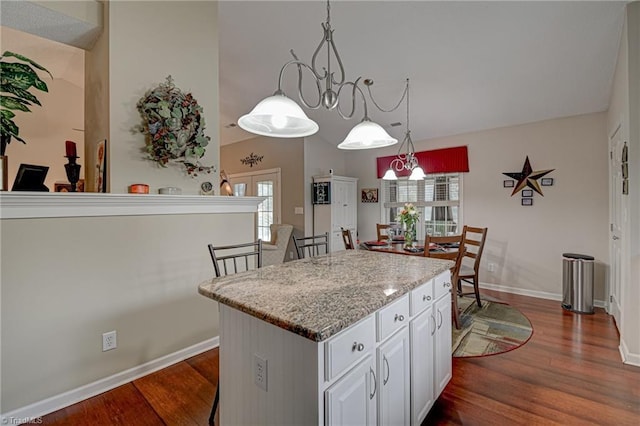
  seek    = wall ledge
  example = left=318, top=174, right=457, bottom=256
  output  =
left=0, top=192, right=263, bottom=219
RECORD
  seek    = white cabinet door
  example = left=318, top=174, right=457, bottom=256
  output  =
left=410, top=306, right=435, bottom=426
left=377, top=328, right=410, bottom=426
left=434, top=293, right=452, bottom=396
left=326, top=355, right=377, bottom=426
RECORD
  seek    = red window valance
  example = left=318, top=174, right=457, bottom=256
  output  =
left=376, top=145, right=469, bottom=178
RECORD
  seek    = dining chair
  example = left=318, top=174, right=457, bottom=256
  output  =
left=292, top=232, right=329, bottom=258
left=340, top=227, right=354, bottom=250
left=424, top=234, right=464, bottom=329
left=206, top=239, right=263, bottom=425
left=458, top=226, right=488, bottom=308
left=376, top=223, right=391, bottom=241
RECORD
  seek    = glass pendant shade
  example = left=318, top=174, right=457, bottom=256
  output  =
left=337, top=120, right=398, bottom=150
left=409, top=165, right=426, bottom=180
left=238, top=94, right=319, bottom=138
left=382, top=168, right=398, bottom=180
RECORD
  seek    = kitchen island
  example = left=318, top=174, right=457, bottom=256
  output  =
left=198, top=249, right=454, bottom=425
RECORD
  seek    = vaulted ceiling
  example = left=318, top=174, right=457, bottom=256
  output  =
left=219, top=1, right=627, bottom=146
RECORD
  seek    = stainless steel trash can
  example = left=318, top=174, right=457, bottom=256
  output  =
left=562, top=253, right=595, bottom=314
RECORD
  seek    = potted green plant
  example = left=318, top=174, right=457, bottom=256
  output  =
left=0, top=51, right=52, bottom=156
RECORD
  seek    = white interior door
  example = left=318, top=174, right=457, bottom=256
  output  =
left=229, top=169, right=281, bottom=242
left=608, top=125, right=625, bottom=326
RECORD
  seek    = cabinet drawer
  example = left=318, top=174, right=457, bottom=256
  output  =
left=325, top=316, right=375, bottom=381
left=434, top=270, right=453, bottom=301
left=410, top=280, right=434, bottom=316
left=376, top=294, right=410, bottom=342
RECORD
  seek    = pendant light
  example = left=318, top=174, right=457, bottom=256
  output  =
left=382, top=79, right=425, bottom=180
left=238, top=0, right=400, bottom=149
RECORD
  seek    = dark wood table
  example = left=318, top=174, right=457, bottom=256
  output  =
left=360, top=240, right=460, bottom=257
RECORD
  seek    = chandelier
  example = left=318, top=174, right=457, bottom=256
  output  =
left=382, top=79, right=425, bottom=180
left=237, top=0, right=402, bottom=149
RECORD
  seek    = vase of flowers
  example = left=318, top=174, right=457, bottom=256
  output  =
left=134, top=75, right=215, bottom=177
left=397, top=202, right=420, bottom=248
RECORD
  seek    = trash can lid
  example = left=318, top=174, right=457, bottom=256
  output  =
left=562, top=253, right=595, bottom=261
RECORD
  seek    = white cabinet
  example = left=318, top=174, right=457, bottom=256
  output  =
left=377, top=328, right=410, bottom=426
left=434, top=293, right=452, bottom=396
left=409, top=306, right=435, bottom=425
left=313, top=175, right=358, bottom=252
left=326, top=355, right=377, bottom=426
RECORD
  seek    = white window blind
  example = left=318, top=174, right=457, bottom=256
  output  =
left=382, top=173, right=462, bottom=236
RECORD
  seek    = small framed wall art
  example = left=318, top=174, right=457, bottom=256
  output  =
left=361, top=188, right=378, bottom=203
left=503, top=180, right=514, bottom=188
left=541, top=178, right=554, bottom=186
left=521, top=189, right=533, bottom=198
left=521, top=198, right=533, bottom=206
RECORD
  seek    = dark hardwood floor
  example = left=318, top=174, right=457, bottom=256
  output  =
left=38, top=290, right=639, bottom=425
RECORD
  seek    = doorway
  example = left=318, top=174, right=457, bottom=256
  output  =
left=608, top=123, right=626, bottom=328
left=229, top=168, right=282, bottom=242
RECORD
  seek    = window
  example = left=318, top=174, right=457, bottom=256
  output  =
left=382, top=173, right=462, bottom=237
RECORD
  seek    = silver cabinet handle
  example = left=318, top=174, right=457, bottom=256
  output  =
left=423, top=295, right=431, bottom=302
left=370, top=367, right=377, bottom=399
left=431, top=314, right=436, bottom=335
left=444, top=281, right=451, bottom=288
left=352, top=342, right=365, bottom=352
left=437, top=310, right=443, bottom=329
left=613, top=236, right=620, bottom=240
left=394, top=314, right=405, bottom=322
left=383, top=355, right=390, bottom=385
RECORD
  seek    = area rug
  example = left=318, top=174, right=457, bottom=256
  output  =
left=452, top=296, right=533, bottom=358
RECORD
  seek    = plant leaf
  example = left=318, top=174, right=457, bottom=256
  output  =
left=1, top=84, right=40, bottom=105
left=0, top=109, right=15, bottom=119
left=1, top=51, right=53, bottom=78
left=0, top=96, right=31, bottom=112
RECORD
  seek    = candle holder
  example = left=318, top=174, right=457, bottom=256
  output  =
left=64, top=156, right=82, bottom=192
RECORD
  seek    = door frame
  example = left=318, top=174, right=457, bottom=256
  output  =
left=229, top=168, right=282, bottom=238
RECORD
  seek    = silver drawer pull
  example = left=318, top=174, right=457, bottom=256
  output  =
left=422, top=295, right=431, bottom=302
left=352, top=342, right=365, bottom=352
left=394, top=314, right=405, bottom=322
left=444, top=282, right=451, bottom=288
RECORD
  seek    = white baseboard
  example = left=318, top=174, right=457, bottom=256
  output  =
left=477, top=282, right=606, bottom=308
left=0, top=336, right=219, bottom=423
left=619, top=338, right=640, bottom=367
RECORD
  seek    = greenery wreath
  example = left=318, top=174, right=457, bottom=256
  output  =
left=135, top=76, right=214, bottom=176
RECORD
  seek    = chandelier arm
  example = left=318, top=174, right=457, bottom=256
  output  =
left=334, top=78, right=367, bottom=120
left=310, top=25, right=329, bottom=81
left=328, top=35, right=346, bottom=86
left=365, top=78, right=409, bottom=113
left=277, top=58, right=324, bottom=110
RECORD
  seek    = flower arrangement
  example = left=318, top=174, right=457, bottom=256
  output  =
left=397, top=202, right=420, bottom=247
left=135, top=76, right=214, bottom=176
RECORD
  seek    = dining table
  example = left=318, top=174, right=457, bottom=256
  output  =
left=360, top=239, right=460, bottom=257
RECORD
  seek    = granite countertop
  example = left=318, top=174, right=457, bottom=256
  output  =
left=198, top=250, right=453, bottom=342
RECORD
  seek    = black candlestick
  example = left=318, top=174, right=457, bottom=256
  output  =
left=64, top=156, right=81, bottom=192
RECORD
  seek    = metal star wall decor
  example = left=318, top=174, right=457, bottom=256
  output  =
left=503, top=156, right=554, bottom=196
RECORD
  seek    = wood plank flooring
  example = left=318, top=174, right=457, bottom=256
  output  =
left=37, top=290, right=640, bottom=425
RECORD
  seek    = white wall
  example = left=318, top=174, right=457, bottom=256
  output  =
left=109, top=1, right=219, bottom=195
left=0, top=26, right=85, bottom=191
left=1, top=211, right=251, bottom=413
left=346, top=112, right=609, bottom=302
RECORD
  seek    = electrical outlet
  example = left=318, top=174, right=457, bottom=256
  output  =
left=488, top=263, right=496, bottom=273
left=102, top=330, right=117, bottom=351
left=254, top=354, right=268, bottom=391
